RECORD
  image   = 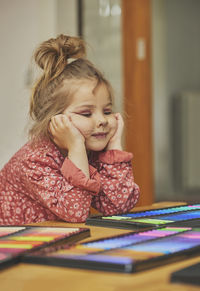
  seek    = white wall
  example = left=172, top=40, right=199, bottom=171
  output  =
left=0, top=0, right=77, bottom=168
left=152, top=0, right=169, bottom=197
left=152, top=0, right=200, bottom=200
left=57, top=0, right=77, bottom=36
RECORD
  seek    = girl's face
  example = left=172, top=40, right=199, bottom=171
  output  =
left=63, top=79, right=117, bottom=151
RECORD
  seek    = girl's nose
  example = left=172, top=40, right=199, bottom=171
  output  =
left=97, top=115, right=108, bottom=128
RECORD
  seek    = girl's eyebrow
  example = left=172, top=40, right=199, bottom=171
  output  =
left=75, top=102, right=112, bottom=110
left=75, top=105, right=95, bottom=109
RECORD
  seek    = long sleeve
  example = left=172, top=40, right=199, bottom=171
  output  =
left=0, top=138, right=139, bottom=225
left=21, top=152, right=101, bottom=223
left=91, top=150, right=140, bottom=215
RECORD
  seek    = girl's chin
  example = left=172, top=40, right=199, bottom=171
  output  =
left=86, top=143, right=108, bottom=152
left=87, top=146, right=107, bottom=152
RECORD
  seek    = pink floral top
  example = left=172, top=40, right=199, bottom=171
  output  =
left=0, top=138, right=140, bottom=225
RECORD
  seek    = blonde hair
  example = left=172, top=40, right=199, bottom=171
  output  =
left=29, top=34, right=114, bottom=141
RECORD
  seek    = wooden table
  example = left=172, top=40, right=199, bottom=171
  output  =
left=1, top=202, right=200, bottom=291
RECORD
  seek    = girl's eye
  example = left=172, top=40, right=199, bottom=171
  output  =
left=79, top=112, right=92, bottom=117
left=104, top=110, right=112, bottom=115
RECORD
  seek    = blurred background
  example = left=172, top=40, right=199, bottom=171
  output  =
left=0, top=0, right=200, bottom=206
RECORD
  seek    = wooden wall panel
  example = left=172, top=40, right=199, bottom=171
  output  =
left=122, top=0, right=154, bottom=206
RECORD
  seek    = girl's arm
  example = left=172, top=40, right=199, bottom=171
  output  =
left=21, top=114, right=94, bottom=223
left=91, top=114, right=140, bottom=215
left=106, top=113, right=124, bottom=151
left=22, top=152, right=101, bottom=223
left=49, top=114, right=89, bottom=177
left=91, top=150, right=140, bottom=215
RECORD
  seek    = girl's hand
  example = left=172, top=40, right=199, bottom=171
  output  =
left=106, top=113, right=124, bottom=151
left=49, top=114, right=85, bottom=151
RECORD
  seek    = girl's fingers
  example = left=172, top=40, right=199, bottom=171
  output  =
left=115, top=113, right=123, bottom=123
left=114, top=113, right=124, bottom=129
left=49, top=115, right=64, bottom=136
left=61, top=115, right=76, bottom=132
left=64, top=114, right=80, bottom=133
left=114, top=112, right=120, bottom=120
left=50, top=114, right=83, bottom=139
left=50, top=114, right=75, bottom=137
left=49, top=121, right=56, bottom=135
left=50, top=116, right=59, bottom=128
left=51, top=114, right=68, bottom=129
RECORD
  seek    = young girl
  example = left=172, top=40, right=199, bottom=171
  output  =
left=0, top=34, right=139, bottom=225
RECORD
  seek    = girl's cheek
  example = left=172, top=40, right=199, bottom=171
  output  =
left=71, top=116, right=93, bottom=136
left=109, top=115, right=117, bottom=130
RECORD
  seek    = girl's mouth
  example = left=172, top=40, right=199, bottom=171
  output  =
left=92, top=132, right=108, bottom=139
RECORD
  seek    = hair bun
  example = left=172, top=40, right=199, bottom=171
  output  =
left=58, top=34, right=86, bottom=59
left=34, top=34, right=86, bottom=82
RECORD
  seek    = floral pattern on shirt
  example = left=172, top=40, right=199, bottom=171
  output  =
left=0, top=138, right=139, bottom=225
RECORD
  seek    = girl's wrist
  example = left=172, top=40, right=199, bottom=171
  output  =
left=106, top=141, right=123, bottom=151
left=68, top=143, right=86, bottom=154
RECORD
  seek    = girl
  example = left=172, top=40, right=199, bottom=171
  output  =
left=0, top=34, right=139, bottom=225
